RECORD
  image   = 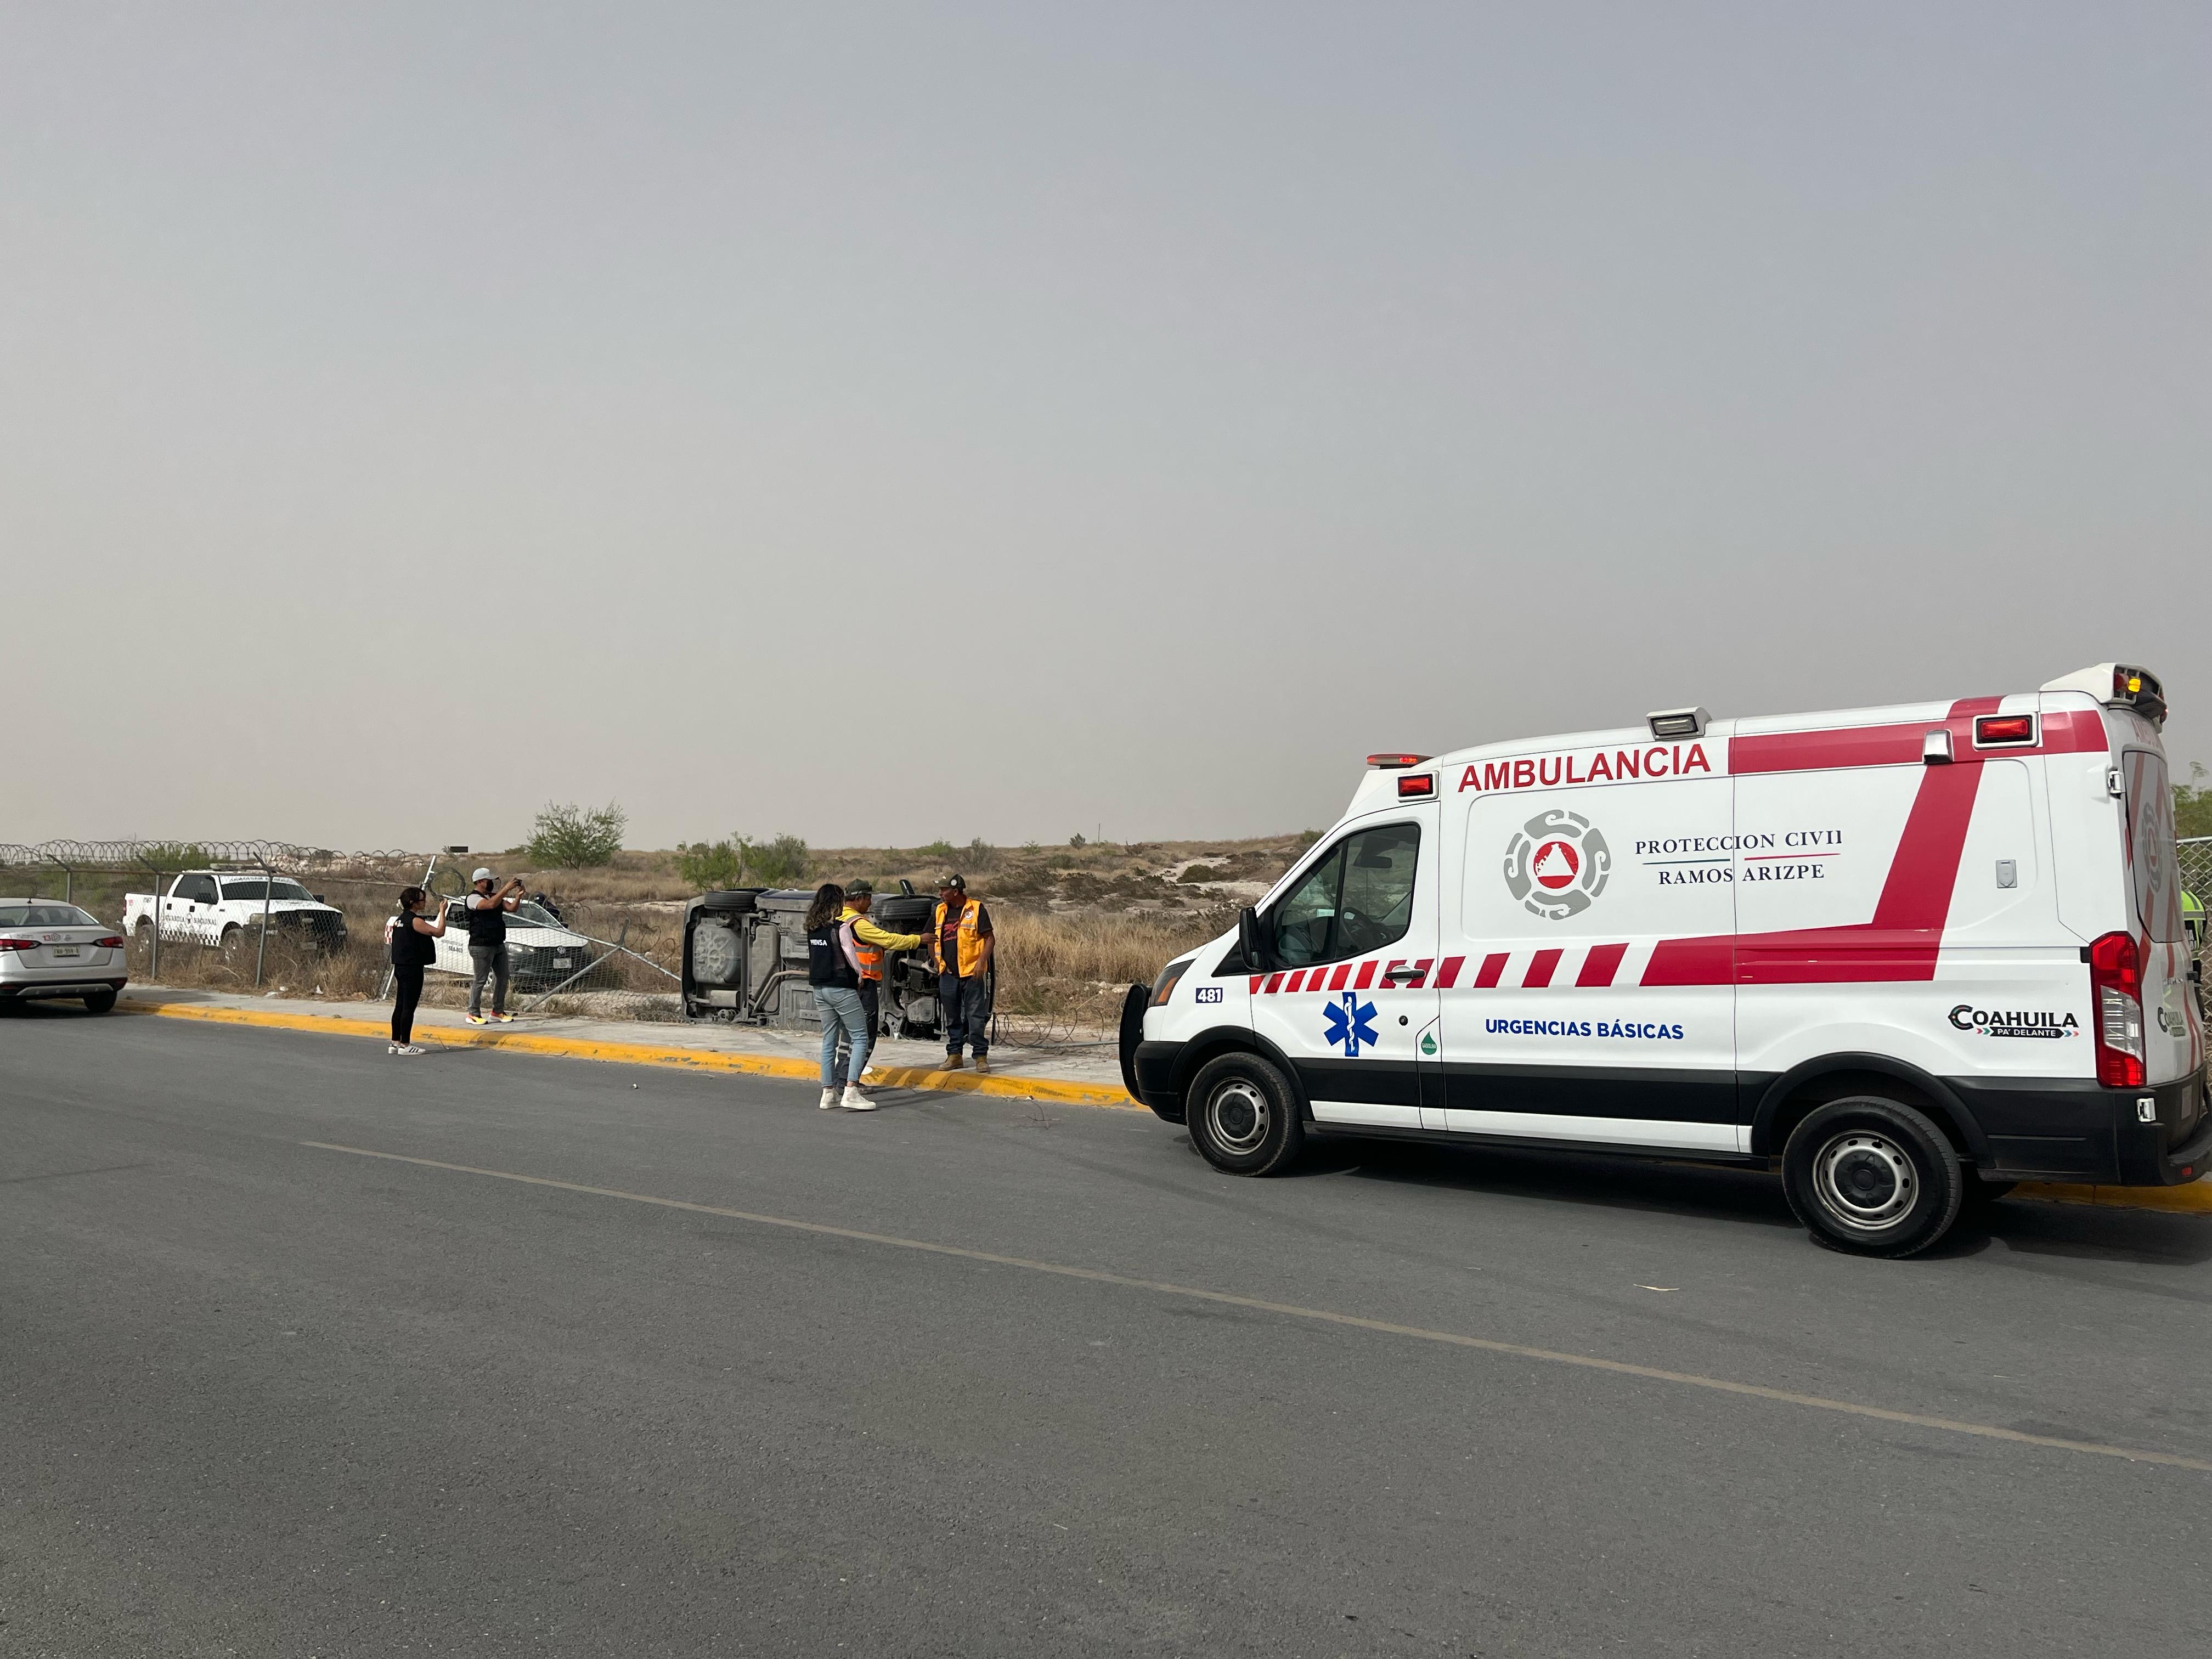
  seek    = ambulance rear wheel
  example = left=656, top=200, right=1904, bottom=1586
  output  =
left=1187, top=1052, right=1305, bottom=1176
left=1782, top=1097, right=1963, bottom=1258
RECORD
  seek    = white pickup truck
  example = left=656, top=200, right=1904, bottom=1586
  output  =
left=122, top=871, right=351, bottom=956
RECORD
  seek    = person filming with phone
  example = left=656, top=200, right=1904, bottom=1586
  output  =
left=462, top=867, right=524, bottom=1025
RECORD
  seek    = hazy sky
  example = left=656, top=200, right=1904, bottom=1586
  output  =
left=8, top=3, right=2208, bottom=852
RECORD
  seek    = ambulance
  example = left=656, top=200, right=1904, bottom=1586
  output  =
left=1124, top=664, right=2210, bottom=1257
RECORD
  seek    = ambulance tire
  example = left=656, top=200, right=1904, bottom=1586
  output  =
left=1186, top=1052, right=1305, bottom=1176
left=1782, top=1097, right=1963, bottom=1258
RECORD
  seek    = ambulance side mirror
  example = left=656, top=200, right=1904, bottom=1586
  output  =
left=1238, top=906, right=1271, bottom=973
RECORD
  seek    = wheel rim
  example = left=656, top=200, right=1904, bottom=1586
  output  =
left=1812, top=1129, right=1917, bottom=1232
left=1205, top=1079, right=1271, bottom=1156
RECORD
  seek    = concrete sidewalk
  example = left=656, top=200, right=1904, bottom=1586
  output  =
left=115, top=985, right=1136, bottom=1108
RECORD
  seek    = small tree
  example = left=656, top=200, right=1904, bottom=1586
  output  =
left=527, top=801, right=627, bottom=868
left=2176, top=765, right=2212, bottom=840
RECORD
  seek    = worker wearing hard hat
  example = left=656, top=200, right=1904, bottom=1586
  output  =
left=838, top=879, right=926, bottom=1044
left=931, top=873, right=995, bottom=1073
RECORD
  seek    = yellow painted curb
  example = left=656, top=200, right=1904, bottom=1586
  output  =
left=2015, top=1180, right=2212, bottom=1215
left=119, top=998, right=1142, bottom=1110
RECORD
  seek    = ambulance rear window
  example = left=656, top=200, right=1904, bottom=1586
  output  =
left=2123, top=751, right=2185, bottom=944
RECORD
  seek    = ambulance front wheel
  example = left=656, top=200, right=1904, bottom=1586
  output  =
left=1782, top=1097, right=1964, bottom=1258
left=1187, top=1053, right=1305, bottom=1176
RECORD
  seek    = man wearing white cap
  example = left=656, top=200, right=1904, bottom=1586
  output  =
left=464, top=867, right=526, bottom=1025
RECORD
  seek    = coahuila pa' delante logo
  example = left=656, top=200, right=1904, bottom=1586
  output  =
left=1504, top=808, right=1612, bottom=921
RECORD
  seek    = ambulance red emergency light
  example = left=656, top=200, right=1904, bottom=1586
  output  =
left=1120, top=663, right=2207, bottom=1258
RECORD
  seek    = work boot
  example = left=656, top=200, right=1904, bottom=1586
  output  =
left=941, top=1054, right=966, bottom=1071
left=973, top=1056, right=990, bottom=1075
left=841, top=1087, right=879, bottom=1111
left=819, top=1088, right=839, bottom=1110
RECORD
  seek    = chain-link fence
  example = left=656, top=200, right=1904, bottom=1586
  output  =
left=0, top=841, right=683, bottom=1020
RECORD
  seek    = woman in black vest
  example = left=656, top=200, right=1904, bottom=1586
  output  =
left=805, top=883, right=877, bottom=1111
left=386, top=886, right=446, bottom=1056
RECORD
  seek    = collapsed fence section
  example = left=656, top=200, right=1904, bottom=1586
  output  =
left=0, top=841, right=684, bottom=1020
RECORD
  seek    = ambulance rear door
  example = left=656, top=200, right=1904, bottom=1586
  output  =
left=1246, top=805, right=1441, bottom=1130
left=2120, top=747, right=2203, bottom=1083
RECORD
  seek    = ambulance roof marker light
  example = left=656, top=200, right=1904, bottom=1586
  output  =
left=1646, top=707, right=1709, bottom=740
left=1366, top=753, right=1431, bottom=770
left=1923, top=729, right=1955, bottom=765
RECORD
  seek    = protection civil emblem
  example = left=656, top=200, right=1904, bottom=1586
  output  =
left=1504, top=808, right=1612, bottom=922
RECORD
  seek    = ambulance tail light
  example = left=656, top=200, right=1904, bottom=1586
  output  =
left=2087, top=931, right=2146, bottom=1088
left=1367, top=753, right=1431, bottom=770
left=1396, top=772, right=1436, bottom=800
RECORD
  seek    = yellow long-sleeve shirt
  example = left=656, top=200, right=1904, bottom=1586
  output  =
left=838, top=905, right=924, bottom=952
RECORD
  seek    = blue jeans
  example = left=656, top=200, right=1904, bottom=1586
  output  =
left=940, top=971, right=992, bottom=1056
left=816, top=985, right=870, bottom=1088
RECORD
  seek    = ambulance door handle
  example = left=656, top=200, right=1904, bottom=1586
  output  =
left=1381, top=966, right=1420, bottom=983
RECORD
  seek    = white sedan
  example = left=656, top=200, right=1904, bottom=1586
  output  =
left=0, top=899, right=128, bottom=1013
left=432, top=898, right=605, bottom=991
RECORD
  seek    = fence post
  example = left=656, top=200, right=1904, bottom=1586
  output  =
left=254, top=850, right=274, bottom=988
left=143, top=857, right=164, bottom=981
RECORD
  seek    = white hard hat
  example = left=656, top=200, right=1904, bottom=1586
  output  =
left=471, top=867, right=494, bottom=883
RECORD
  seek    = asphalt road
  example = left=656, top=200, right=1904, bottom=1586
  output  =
left=5, top=1008, right=2210, bottom=1658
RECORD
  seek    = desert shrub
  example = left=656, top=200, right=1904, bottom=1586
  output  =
left=964, top=836, right=999, bottom=872
left=1179, top=865, right=1222, bottom=884
left=738, top=834, right=809, bottom=885
left=1069, top=832, right=1087, bottom=848
left=677, top=838, right=745, bottom=890
left=527, top=802, right=627, bottom=868
left=134, top=843, right=216, bottom=873
left=917, top=839, right=955, bottom=863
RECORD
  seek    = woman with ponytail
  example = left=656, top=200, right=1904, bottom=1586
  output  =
left=804, top=882, right=877, bottom=1111
left=385, top=885, right=445, bottom=1056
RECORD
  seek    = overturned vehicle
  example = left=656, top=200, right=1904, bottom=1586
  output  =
left=681, top=887, right=947, bottom=1037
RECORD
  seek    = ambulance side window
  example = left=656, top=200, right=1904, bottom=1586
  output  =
left=1267, top=825, right=1420, bottom=966
left=2124, top=751, right=2184, bottom=944
left=1270, top=845, right=1345, bottom=967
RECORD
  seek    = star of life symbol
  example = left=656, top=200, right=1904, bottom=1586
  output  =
left=1323, top=991, right=1379, bottom=1057
left=1504, top=808, right=1612, bottom=921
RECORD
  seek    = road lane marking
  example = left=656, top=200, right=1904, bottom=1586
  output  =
left=301, top=1139, right=2211, bottom=1475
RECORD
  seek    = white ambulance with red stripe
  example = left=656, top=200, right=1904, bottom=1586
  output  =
left=1122, top=663, right=2209, bottom=1256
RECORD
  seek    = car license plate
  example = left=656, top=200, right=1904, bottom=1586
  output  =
left=52, top=945, right=80, bottom=957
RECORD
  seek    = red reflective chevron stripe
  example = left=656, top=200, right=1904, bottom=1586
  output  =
left=1645, top=697, right=1990, bottom=986
left=1263, top=972, right=1284, bottom=994
left=1577, top=943, right=1628, bottom=987
left=1407, top=957, right=1434, bottom=990
left=1284, top=968, right=1307, bottom=993
left=1474, top=952, right=1509, bottom=988
left=1434, top=955, right=1465, bottom=989
left=1523, top=949, right=1562, bottom=989
left=1328, top=962, right=1352, bottom=991
left=1249, top=975, right=1265, bottom=994
left=1352, top=961, right=1378, bottom=990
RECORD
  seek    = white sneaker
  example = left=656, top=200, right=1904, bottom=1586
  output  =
left=399, top=1044, right=428, bottom=1057
left=841, top=1086, right=879, bottom=1112
left=819, top=1088, right=839, bottom=1110
left=388, top=1042, right=402, bottom=1054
